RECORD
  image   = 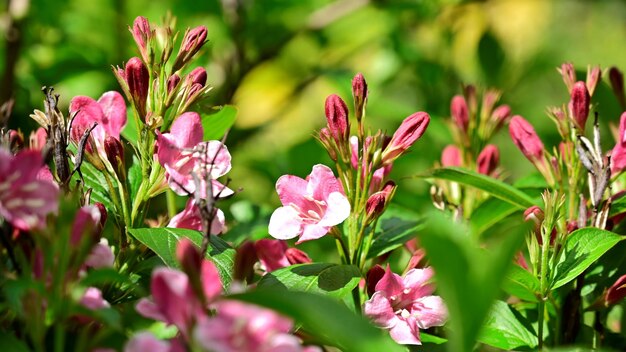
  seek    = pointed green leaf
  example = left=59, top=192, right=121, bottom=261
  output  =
left=478, top=300, right=537, bottom=350
left=551, top=228, right=623, bottom=289
left=257, top=263, right=360, bottom=299
left=470, top=198, right=520, bottom=236
left=368, top=205, right=425, bottom=258
left=425, top=167, right=537, bottom=209
left=202, top=105, right=237, bottom=140
left=128, top=228, right=235, bottom=288
left=502, top=265, right=540, bottom=302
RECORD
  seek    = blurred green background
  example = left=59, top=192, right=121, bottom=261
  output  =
left=2, top=0, right=626, bottom=220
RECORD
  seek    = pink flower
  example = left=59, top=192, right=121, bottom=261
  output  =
left=167, top=198, right=225, bottom=235
left=69, top=91, right=127, bottom=162
left=509, top=115, right=544, bottom=162
left=268, top=164, right=350, bottom=243
left=611, top=112, right=626, bottom=175
left=80, top=287, right=110, bottom=310
left=606, top=274, right=626, bottom=306
left=441, top=145, right=462, bottom=167
left=156, top=112, right=232, bottom=198
left=85, top=238, right=115, bottom=269
left=476, top=144, right=499, bottom=176
left=364, top=266, right=447, bottom=345
left=450, top=95, right=469, bottom=133
left=0, top=149, right=59, bottom=230
left=254, top=239, right=312, bottom=273
left=194, top=300, right=303, bottom=352
left=124, top=332, right=171, bottom=352
left=325, top=94, right=350, bottom=145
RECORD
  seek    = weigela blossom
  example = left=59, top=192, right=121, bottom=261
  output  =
left=167, top=198, right=225, bottom=235
left=156, top=112, right=232, bottom=198
left=268, top=164, right=350, bottom=243
left=0, top=149, right=59, bottom=230
left=254, top=239, right=312, bottom=272
left=364, top=266, right=447, bottom=345
left=69, top=91, right=127, bottom=163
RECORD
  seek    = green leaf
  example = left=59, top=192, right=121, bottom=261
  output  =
left=610, top=193, right=626, bottom=216
left=551, top=228, right=623, bottom=289
left=127, top=160, right=142, bottom=202
left=502, top=265, right=540, bottom=302
left=230, top=290, right=403, bottom=352
left=470, top=198, right=520, bottom=236
left=478, top=300, right=537, bottom=350
left=78, top=161, right=114, bottom=211
left=128, top=228, right=235, bottom=288
left=419, top=210, right=525, bottom=352
left=368, top=205, right=424, bottom=258
left=257, top=263, right=360, bottom=299
left=0, top=330, right=30, bottom=352
left=425, top=167, right=537, bottom=209
left=202, top=105, right=237, bottom=140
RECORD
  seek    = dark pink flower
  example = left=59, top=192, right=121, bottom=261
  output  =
left=363, top=266, right=447, bottom=345
left=0, top=149, right=59, bottom=230
left=156, top=112, right=232, bottom=198
left=254, top=239, right=291, bottom=272
left=381, top=112, right=430, bottom=164
left=477, top=144, right=499, bottom=176
left=268, top=164, right=350, bottom=243
left=325, top=94, right=350, bottom=144
left=70, top=205, right=102, bottom=246
left=69, top=91, right=127, bottom=161
left=130, top=16, right=152, bottom=64
left=509, top=115, right=544, bottom=162
left=568, top=81, right=590, bottom=131
left=611, top=112, right=626, bottom=175
left=441, top=145, right=462, bottom=167
left=125, top=57, right=150, bottom=116
left=29, top=128, right=47, bottom=151
left=167, top=198, right=225, bottom=235
left=193, top=300, right=302, bottom=352
left=450, top=95, right=469, bottom=133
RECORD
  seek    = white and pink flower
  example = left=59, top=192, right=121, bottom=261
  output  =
left=268, top=164, right=350, bottom=243
left=364, top=266, right=447, bottom=345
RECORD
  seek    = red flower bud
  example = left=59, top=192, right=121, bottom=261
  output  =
left=352, top=73, right=368, bottom=121
left=285, top=248, right=312, bottom=265
left=365, top=181, right=395, bottom=222
left=188, top=67, right=207, bottom=87
left=104, top=136, right=125, bottom=179
left=492, top=104, right=511, bottom=127
left=167, top=74, right=181, bottom=94
left=569, top=81, right=590, bottom=131
left=477, top=144, right=499, bottom=176
left=125, top=57, right=149, bottom=116
left=176, top=238, right=202, bottom=277
left=586, top=65, right=601, bottom=96
left=609, top=67, right=625, bottom=109
left=450, top=95, right=469, bottom=133
left=509, top=115, right=544, bottom=162
left=70, top=205, right=102, bottom=246
left=173, top=26, right=208, bottom=71
left=366, top=264, right=385, bottom=297
left=382, top=112, right=430, bottom=164
left=94, top=202, right=108, bottom=229
left=441, top=145, right=462, bottom=167
left=559, top=62, right=576, bottom=92
left=130, top=16, right=152, bottom=64
left=233, top=241, right=258, bottom=283
left=324, top=94, right=350, bottom=144
left=523, top=205, right=544, bottom=226
left=606, top=274, right=626, bottom=306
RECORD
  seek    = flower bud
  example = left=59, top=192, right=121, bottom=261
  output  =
left=173, top=26, right=208, bottom=71
left=586, top=65, right=601, bottom=96
left=381, top=112, right=430, bottom=164
left=125, top=57, right=149, bottom=117
left=234, top=241, right=257, bottom=283
left=324, top=94, right=350, bottom=144
left=605, top=274, right=626, bottom=306
left=509, top=115, right=545, bottom=162
left=94, top=202, right=108, bottom=229
left=365, top=182, right=396, bottom=222
left=477, top=144, right=499, bottom=176
left=366, top=264, right=385, bottom=297
left=130, top=16, right=152, bottom=64
left=104, top=136, right=125, bottom=178
left=29, top=128, right=47, bottom=151
left=352, top=73, right=368, bottom=121
left=569, top=81, right=590, bottom=131
left=523, top=205, right=544, bottom=226
left=318, top=127, right=337, bottom=161
left=176, top=238, right=202, bottom=279
left=441, top=145, right=462, bottom=167
left=491, top=104, right=511, bottom=127
left=70, top=205, right=101, bottom=247
left=187, top=67, right=207, bottom=87
left=167, top=74, right=181, bottom=95
left=9, top=129, right=24, bottom=151
left=450, top=95, right=469, bottom=133
left=559, top=62, right=576, bottom=92
left=285, top=248, right=312, bottom=265
left=609, top=67, right=625, bottom=109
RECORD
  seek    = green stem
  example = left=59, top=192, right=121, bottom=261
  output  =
left=166, top=189, right=178, bottom=217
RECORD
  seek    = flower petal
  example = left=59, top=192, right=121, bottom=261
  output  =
left=254, top=239, right=290, bottom=272
left=297, top=223, right=330, bottom=243
left=413, top=295, right=448, bottom=329
left=363, top=292, right=397, bottom=328
left=318, top=191, right=350, bottom=227
left=307, top=164, right=343, bottom=201
left=97, top=91, right=127, bottom=138
left=375, top=265, right=405, bottom=297
left=69, top=96, right=104, bottom=143
left=268, top=206, right=302, bottom=240
left=388, top=316, right=421, bottom=345
left=403, top=267, right=435, bottom=298
left=170, top=112, right=204, bottom=148
left=276, top=174, right=308, bottom=207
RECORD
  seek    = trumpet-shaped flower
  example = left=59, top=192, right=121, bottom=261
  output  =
left=268, top=164, right=350, bottom=243
left=0, top=149, right=59, bottom=230
left=364, top=266, right=447, bottom=345
left=156, top=112, right=232, bottom=198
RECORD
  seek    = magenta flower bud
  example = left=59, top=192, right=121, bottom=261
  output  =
left=450, top=95, right=469, bottom=133
left=234, top=241, right=257, bottom=282
left=167, top=74, right=181, bottom=94
left=523, top=205, right=544, bottom=226
left=188, top=67, right=207, bottom=87
left=130, top=16, right=152, bottom=64
left=285, top=248, right=312, bottom=265
left=569, top=81, right=590, bottom=131
left=176, top=239, right=202, bottom=282
left=324, top=94, right=350, bottom=143
left=609, top=67, right=626, bottom=109
left=70, top=205, right=102, bottom=246
left=104, top=136, right=125, bottom=176
left=382, top=112, right=430, bottom=164
left=477, top=144, right=499, bottom=176
left=125, top=57, right=149, bottom=116
left=365, top=182, right=396, bottom=222
left=94, top=202, right=108, bottom=229
left=509, top=115, right=545, bottom=162
left=559, top=62, right=576, bottom=92
left=492, top=104, right=511, bottom=127
left=173, top=26, right=208, bottom=71
left=318, top=127, right=337, bottom=161
left=352, top=73, right=368, bottom=120
left=586, top=65, right=601, bottom=96
left=441, top=145, right=462, bottom=167
left=606, top=274, right=626, bottom=306
left=366, top=264, right=385, bottom=297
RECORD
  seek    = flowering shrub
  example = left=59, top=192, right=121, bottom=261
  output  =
left=2, top=13, right=626, bottom=352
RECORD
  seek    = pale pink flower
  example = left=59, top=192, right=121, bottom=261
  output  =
left=0, top=149, right=59, bottom=230
left=268, top=164, right=350, bottom=243
left=155, top=112, right=232, bottom=198
left=167, top=198, right=225, bottom=234
left=364, top=266, right=447, bottom=345
left=80, top=287, right=110, bottom=310
left=69, top=91, right=127, bottom=161
left=85, top=238, right=115, bottom=269
left=194, top=300, right=303, bottom=352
